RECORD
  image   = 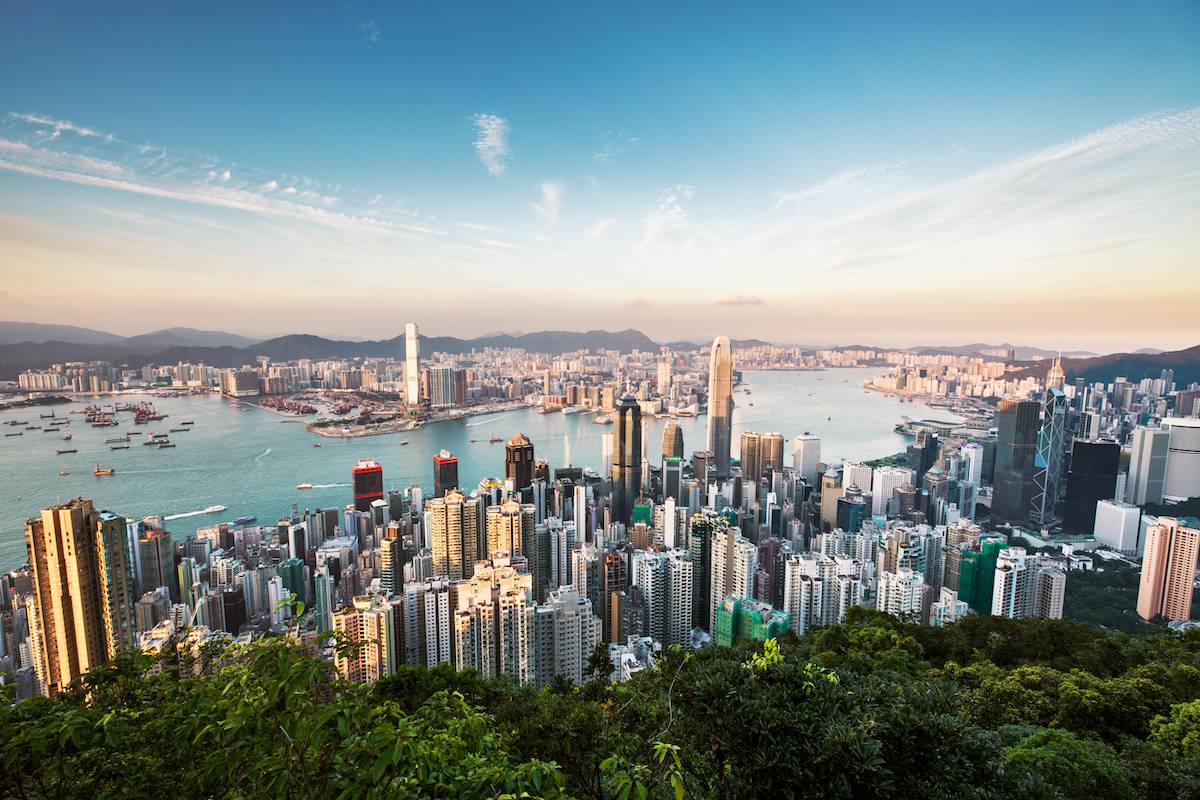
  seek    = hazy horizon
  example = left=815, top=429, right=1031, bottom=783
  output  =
left=2, top=3, right=1198, bottom=352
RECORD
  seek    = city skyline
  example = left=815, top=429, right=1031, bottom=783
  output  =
left=1, top=3, right=1199, bottom=350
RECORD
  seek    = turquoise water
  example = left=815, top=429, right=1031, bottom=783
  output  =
left=0, top=368, right=959, bottom=570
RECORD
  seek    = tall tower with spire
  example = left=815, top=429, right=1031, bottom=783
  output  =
left=1046, top=355, right=1065, bottom=391
left=706, top=336, right=734, bottom=479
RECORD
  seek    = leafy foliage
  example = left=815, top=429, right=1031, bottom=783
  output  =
left=4, top=614, right=1200, bottom=799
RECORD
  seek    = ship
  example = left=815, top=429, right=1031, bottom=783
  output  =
left=62, top=431, right=72, bottom=440
left=593, top=414, right=613, bottom=424
left=561, top=406, right=584, bottom=415
left=157, top=442, right=176, bottom=448
left=181, top=421, right=195, bottom=425
left=169, top=427, right=188, bottom=433
left=313, top=443, right=322, bottom=447
left=104, top=436, right=128, bottom=444
left=488, top=434, right=502, bottom=443
left=297, top=483, right=313, bottom=490
left=111, top=445, right=130, bottom=450
left=43, top=427, right=60, bottom=432
left=204, top=505, right=227, bottom=514
left=59, top=470, right=68, bottom=476
left=94, top=464, right=115, bottom=476
left=57, top=448, right=77, bottom=454
left=4, top=432, right=22, bottom=437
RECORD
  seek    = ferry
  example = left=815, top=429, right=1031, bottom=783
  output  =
left=56, top=448, right=77, bottom=454
left=94, top=464, right=115, bottom=476
left=297, top=483, right=314, bottom=490
left=204, top=505, right=227, bottom=514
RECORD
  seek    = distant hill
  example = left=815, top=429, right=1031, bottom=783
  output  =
left=0, top=328, right=664, bottom=379
left=0, top=321, right=124, bottom=346
left=1010, top=344, right=1200, bottom=384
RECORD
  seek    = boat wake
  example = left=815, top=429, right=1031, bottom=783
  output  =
left=164, top=509, right=209, bottom=521
left=254, top=447, right=272, bottom=462
left=310, top=482, right=351, bottom=489
left=465, top=413, right=509, bottom=427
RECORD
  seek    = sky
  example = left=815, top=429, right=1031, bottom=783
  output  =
left=0, top=1, right=1198, bottom=352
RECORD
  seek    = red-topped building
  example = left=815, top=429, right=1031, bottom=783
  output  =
left=352, top=459, right=384, bottom=512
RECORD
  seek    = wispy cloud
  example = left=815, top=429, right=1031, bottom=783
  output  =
left=1024, top=235, right=1154, bottom=262
left=717, top=295, right=763, bottom=306
left=0, top=113, right=437, bottom=241
left=8, top=112, right=113, bottom=142
left=472, top=113, right=510, bottom=176
left=583, top=216, right=618, bottom=242
left=358, top=20, right=381, bottom=44
left=639, top=183, right=697, bottom=249
left=532, top=180, right=564, bottom=224
left=593, top=130, right=639, bottom=162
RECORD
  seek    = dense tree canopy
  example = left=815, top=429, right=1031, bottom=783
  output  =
left=3, top=612, right=1200, bottom=800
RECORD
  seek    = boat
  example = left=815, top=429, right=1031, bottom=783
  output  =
left=561, top=407, right=584, bottom=415
left=111, top=445, right=130, bottom=450
left=169, top=428, right=188, bottom=433
left=25, top=425, right=40, bottom=431
left=313, top=443, right=321, bottom=447
left=204, top=504, right=227, bottom=514
left=62, top=432, right=72, bottom=440
left=58, top=470, right=68, bottom=476
left=157, top=442, right=176, bottom=448
left=181, top=421, right=194, bottom=425
left=104, top=436, right=128, bottom=444
left=297, top=483, right=313, bottom=490
left=488, top=434, right=502, bottom=443
left=56, top=448, right=77, bottom=454
left=43, top=427, right=60, bottom=432
left=40, top=412, right=55, bottom=419
left=5, top=432, right=22, bottom=437
left=94, top=464, right=115, bottom=476
left=399, top=441, right=408, bottom=445
left=143, top=434, right=157, bottom=445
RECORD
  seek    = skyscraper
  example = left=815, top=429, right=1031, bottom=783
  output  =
left=505, top=433, right=535, bottom=492
left=25, top=499, right=136, bottom=696
left=532, top=586, right=601, bottom=689
left=739, top=431, right=762, bottom=485
left=1126, top=426, right=1170, bottom=506
left=433, top=450, right=459, bottom=498
left=611, top=395, right=642, bottom=526
left=661, top=422, right=684, bottom=462
left=706, top=336, right=734, bottom=479
left=1162, top=418, right=1200, bottom=502
left=427, top=490, right=483, bottom=581
left=352, top=459, right=384, bottom=513
left=1062, top=438, right=1120, bottom=534
left=1137, top=517, right=1199, bottom=622
left=991, top=399, right=1040, bottom=524
left=792, top=434, right=820, bottom=487
left=1031, top=386, right=1068, bottom=525
left=404, top=322, right=420, bottom=406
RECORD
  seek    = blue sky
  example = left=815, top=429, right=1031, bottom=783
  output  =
left=1, top=1, right=1198, bottom=350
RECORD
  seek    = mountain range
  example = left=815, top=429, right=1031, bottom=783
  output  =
left=0, top=320, right=1195, bottom=385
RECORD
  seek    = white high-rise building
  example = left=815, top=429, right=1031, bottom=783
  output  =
left=1126, top=426, right=1170, bottom=506
left=843, top=462, right=873, bottom=495
left=960, top=443, right=984, bottom=487
left=632, top=549, right=693, bottom=647
left=792, top=435, right=821, bottom=488
left=877, top=568, right=930, bottom=623
left=991, top=547, right=1066, bottom=620
left=449, top=556, right=533, bottom=683
left=780, top=553, right=863, bottom=635
left=871, top=466, right=913, bottom=516
left=403, top=578, right=451, bottom=667
left=1093, top=500, right=1143, bottom=553
left=404, top=322, right=421, bottom=405
left=1161, top=419, right=1200, bottom=502
left=930, top=587, right=969, bottom=626
left=706, top=337, right=734, bottom=479
left=708, top=524, right=757, bottom=631
left=532, top=586, right=601, bottom=688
